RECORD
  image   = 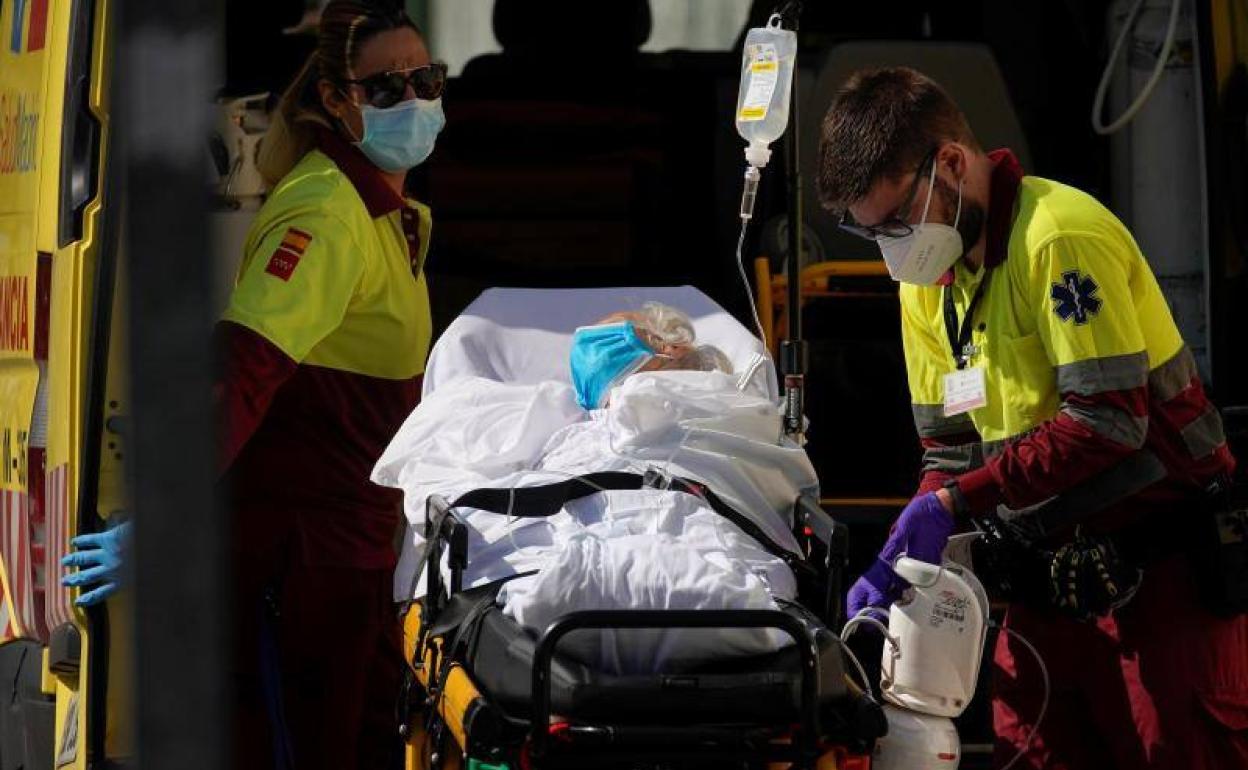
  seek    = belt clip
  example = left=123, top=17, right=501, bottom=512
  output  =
left=959, top=343, right=979, bottom=366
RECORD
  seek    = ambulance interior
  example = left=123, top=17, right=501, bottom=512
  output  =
left=201, top=0, right=1248, bottom=765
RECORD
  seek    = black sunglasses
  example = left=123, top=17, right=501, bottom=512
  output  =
left=343, top=62, right=448, bottom=109
left=838, top=147, right=939, bottom=240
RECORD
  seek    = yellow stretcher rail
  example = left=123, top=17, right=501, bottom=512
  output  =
left=402, top=603, right=480, bottom=770
left=753, top=257, right=892, bottom=356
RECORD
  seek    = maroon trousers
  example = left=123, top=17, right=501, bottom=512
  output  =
left=992, top=555, right=1248, bottom=769
left=231, top=528, right=405, bottom=770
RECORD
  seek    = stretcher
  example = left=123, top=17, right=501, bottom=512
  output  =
left=398, top=287, right=886, bottom=769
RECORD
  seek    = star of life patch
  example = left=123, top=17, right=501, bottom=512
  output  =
left=1051, top=270, right=1102, bottom=325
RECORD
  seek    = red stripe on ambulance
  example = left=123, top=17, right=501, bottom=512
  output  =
left=0, top=276, right=29, bottom=352
left=45, top=464, right=72, bottom=632
left=25, top=0, right=48, bottom=52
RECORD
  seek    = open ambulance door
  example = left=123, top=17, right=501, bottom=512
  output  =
left=0, top=0, right=127, bottom=766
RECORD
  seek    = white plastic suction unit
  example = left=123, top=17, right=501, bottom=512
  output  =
left=881, top=557, right=989, bottom=718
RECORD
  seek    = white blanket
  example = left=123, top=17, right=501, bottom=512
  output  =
left=373, top=370, right=818, bottom=672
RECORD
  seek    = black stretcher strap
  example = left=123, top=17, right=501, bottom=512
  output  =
left=448, top=471, right=800, bottom=568
left=450, top=472, right=647, bottom=519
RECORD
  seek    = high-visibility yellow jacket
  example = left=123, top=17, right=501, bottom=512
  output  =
left=218, top=127, right=433, bottom=568
left=902, top=150, right=1233, bottom=523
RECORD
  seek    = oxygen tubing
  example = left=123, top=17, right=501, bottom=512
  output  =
left=991, top=621, right=1050, bottom=770
left=840, top=608, right=1051, bottom=768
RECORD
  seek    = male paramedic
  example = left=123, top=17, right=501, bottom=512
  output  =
left=821, top=67, right=1247, bottom=768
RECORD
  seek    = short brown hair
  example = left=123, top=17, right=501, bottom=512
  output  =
left=816, top=67, right=978, bottom=213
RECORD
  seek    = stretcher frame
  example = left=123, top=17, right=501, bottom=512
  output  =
left=401, top=487, right=881, bottom=770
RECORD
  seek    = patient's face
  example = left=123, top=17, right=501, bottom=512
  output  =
left=593, top=312, right=695, bottom=372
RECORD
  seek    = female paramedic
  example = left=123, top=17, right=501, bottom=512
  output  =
left=215, top=2, right=446, bottom=768
left=820, top=68, right=1247, bottom=768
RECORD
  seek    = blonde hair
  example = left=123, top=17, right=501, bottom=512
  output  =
left=635, top=302, right=696, bottom=349
left=608, top=303, right=733, bottom=374
left=256, top=1, right=422, bottom=186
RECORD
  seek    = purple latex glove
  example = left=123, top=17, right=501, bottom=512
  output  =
left=846, top=493, right=954, bottom=618
left=846, top=559, right=905, bottom=621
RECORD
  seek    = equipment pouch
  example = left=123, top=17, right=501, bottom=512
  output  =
left=1190, top=479, right=1248, bottom=617
left=972, top=516, right=1142, bottom=621
left=970, top=515, right=1053, bottom=607
left=1047, top=534, right=1142, bottom=621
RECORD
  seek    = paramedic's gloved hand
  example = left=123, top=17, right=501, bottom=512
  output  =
left=846, top=560, right=905, bottom=621
left=61, top=521, right=131, bottom=607
left=846, top=493, right=954, bottom=617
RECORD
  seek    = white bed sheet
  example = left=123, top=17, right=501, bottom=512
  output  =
left=375, top=370, right=818, bottom=672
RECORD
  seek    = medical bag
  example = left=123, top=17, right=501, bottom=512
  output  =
left=1190, top=477, right=1248, bottom=617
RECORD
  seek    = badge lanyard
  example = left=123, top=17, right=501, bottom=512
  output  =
left=942, top=270, right=992, bottom=370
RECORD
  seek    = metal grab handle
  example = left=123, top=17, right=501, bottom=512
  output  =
left=529, top=609, right=822, bottom=764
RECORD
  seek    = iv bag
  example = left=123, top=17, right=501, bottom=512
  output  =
left=735, top=14, right=797, bottom=166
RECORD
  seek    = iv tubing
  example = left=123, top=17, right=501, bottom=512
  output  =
left=735, top=177, right=771, bottom=347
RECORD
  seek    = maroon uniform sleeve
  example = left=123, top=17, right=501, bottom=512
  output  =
left=215, top=320, right=298, bottom=475
left=957, top=386, right=1150, bottom=513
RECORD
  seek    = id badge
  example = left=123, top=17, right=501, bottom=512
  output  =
left=943, top=367, right=987, bottom=417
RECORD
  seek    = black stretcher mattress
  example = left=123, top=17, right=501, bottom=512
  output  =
left=455, top=601, right=852, bottom=726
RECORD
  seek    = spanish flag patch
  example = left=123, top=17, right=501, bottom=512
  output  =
left=264, top=228, right=312, bottom=281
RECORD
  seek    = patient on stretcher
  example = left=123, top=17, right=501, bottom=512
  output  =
left=373, top=303, right=817, bottom=673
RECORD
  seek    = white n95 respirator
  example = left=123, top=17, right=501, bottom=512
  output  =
left=877, top=169, right=965, bottom=285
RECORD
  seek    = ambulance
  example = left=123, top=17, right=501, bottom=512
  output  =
left=0, top=0, right=128, bottom=765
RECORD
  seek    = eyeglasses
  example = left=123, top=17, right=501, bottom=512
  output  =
left=838, top=147, right=938, bottom=240
left=343, top=62, right=448, bottom=109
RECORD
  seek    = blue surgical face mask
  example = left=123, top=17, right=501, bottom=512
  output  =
left=353, top=97, right=445, bottom=173
left=569, top=323, right=655, bottom=410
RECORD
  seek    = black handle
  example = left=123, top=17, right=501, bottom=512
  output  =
left=529, top=609, right=821, bottom=764
left=58, top=0, right=104, bottom=247
left=795, top=494, right=848, bottom=624
left=423, top=495, right=469, bottom=606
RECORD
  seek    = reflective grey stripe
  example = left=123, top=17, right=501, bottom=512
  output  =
left=982, top=438, right=1006, bottom=459
left=1061, top=402, right=1149, bottom=449
left=1181, top=405, right=1227, bottom=460
left=912, top=404, right=976, bottom=440
left=1056, top=352, right=1149, bottom=396
left=1149, top=346, right=1199, bottom=402
left=922, top=443, right=985, bottom=475
left=982, top=429, right=1037, bottom=459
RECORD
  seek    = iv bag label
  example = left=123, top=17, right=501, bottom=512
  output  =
left=738, top=43, right=779, bottom=122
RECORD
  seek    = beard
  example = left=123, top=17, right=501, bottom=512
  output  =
left=935, top=178, right=986, bottom=259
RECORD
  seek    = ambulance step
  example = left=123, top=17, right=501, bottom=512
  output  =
left=0, top=640, right=54, bottom=770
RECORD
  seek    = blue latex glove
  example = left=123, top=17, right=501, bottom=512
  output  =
left=846, top=493, right=954, bottom=618
left=61, top=521, right=131, bottom=606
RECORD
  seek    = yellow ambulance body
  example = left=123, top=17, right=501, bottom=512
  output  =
left=0, top=0, right=128, bottom=765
